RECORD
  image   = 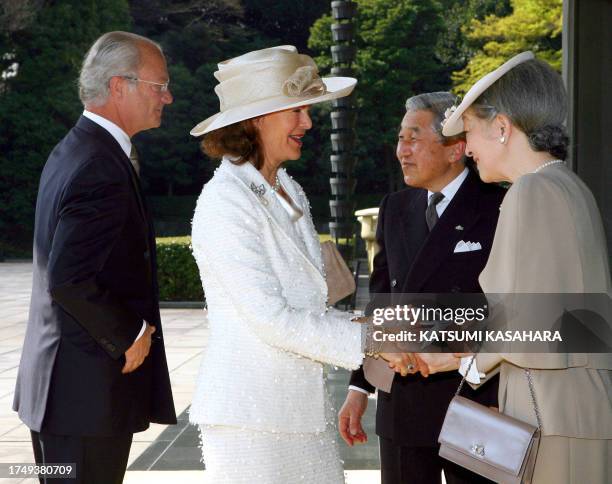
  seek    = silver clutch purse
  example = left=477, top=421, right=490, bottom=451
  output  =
left=438, top=357, right=541, bottom=484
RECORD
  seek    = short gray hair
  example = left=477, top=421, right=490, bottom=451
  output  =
left=405, top=92, right=464, bottom=145
left=79, top=31, right=163, bottom=107
left=471, top=59, right=569, bottom=160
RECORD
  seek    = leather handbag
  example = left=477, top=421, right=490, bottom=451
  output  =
left=320, top=240, right=356, bottom=305
left=438, top=357, right=542, bottom=484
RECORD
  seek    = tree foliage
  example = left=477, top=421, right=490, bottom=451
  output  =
left=242, top=0, right=330, bottom=53
left=130, top=1, right=271, bottom=196
left=0, top=0, right=330, bottom=253
left=0, top=0, right=564, bottom=254
left=435, top=0, right=511, bottom=74
left=452, top=0, right=562, bottom=94
left=309, top=0, right=448, bottom=193
left=129, top=0, right=330, bottom=197
left=0, top=0, right=131, bottom=253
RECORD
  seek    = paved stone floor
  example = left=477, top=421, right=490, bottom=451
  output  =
left=0, top=262, right=381, bottom=483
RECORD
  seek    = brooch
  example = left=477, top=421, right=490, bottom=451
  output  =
left=250, top=182, right=268, bottom=206
left=441, top=105, right=458, bottom=127
left=455, top=225, right=464, bottom=231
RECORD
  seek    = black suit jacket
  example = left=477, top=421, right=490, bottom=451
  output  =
left=350, top=169, right=505, bottom=446
left=13, top=116, right=176, bottom=436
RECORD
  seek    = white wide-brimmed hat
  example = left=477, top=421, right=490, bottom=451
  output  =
left=190, top=45, right=357, bottom=136
left=442, top=51, right=535, bottom=136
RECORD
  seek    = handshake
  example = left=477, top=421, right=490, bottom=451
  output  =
left=354, top=314, right=468, bottom=377
left=378, top=352, right=464, bottom=377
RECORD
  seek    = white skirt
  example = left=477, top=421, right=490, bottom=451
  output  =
left=199, top=425, right=346, bottom=483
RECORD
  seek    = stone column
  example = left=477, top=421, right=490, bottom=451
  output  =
left=329, top=1, right=357, bottom=250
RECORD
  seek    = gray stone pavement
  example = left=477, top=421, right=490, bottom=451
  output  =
left=0, top=262, right=381, bottom=483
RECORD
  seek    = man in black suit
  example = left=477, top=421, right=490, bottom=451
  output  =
left=339, top=92, right=504, bottom=484
left=13, top=31, right=176, bottom=484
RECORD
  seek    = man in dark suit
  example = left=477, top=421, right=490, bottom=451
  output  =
left=339, top=92, right=505, bottom=484
left=13, top=31, right=176, bottom=484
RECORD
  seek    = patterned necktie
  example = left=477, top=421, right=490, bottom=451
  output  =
left=129, top=145, right=140, bottom=177
left=426, top=192, right=445, bottom=231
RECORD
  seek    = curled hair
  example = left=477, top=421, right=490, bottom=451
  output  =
left=471, top=58, right=569, bottom=160
left=527, top=125, right=568, bottom=160
left=201, top=119, right=265, bottom=169
left=79, top=31, right=162, bottom=107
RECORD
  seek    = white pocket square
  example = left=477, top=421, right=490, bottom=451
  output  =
left=454, top=240, right=482, bottom=253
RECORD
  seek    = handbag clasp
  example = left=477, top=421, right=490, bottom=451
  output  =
left=470, top=444, right=486, bottom=458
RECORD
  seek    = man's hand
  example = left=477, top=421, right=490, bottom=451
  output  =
left=122, top=323, right=156, bottom=374
left=414, top=353, right=460, bottom=377
left=338, top=390, right=369, bottom=447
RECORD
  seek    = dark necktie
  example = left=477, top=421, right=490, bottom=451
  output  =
left=426, top=192, right=445, bottom=231
left=129, top=145, right=140, bottom=177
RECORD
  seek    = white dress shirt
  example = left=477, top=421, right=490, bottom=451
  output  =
left=82, top=110, right=146, bottom=342
left=427, top=166, right=468, bottom=217
left=82, top=110, right=132, bottom=158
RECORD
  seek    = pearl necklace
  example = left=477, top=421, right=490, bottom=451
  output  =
left=533, top=159, right=563, bottom=173
left=270, top=175, right=281, bottom=193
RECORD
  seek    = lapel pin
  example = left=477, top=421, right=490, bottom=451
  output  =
left=250, top=182, right=268, bottom=206
left=455, top=225, right=464, bottom=231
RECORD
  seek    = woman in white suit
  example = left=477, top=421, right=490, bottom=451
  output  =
left=432, top=52, right=612, bottom=483
left=187, top=46, right=375, bottom=483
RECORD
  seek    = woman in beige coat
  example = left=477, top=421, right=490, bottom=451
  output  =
left=437, top=52, right=612, bottom=483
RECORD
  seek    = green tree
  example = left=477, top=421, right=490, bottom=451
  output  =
left=0, top=0, right=131, bottom=255
left=309, top=0, right=448, bottom=193
left=129, top=0, right=277, bottom=197
left=242, top=0, right=330, bottom=52
left=435, top=0, right=511, bottom=75
left=452, top=0, right=562, bottom=94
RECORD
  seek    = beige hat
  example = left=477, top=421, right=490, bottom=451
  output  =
left=190, top=45, right=357, bottom=136
left=441, top=51, right=535, bottom=136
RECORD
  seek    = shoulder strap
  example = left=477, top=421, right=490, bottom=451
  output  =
left=456, top=355, right=543, bottom=430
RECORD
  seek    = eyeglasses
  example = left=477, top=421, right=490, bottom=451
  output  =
left=122, top=76, right=170, bottom=92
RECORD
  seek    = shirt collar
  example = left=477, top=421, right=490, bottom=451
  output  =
left=82, top=110, right=132, bottom=159
left=427, top=166, right=469, bottom=204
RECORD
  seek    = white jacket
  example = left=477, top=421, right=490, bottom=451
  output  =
left=189, top=157, right=363, bottom=433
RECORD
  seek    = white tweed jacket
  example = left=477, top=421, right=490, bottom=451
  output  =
left=189, top=157, right=363, bottom=433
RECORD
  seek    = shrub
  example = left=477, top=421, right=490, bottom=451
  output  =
left=155, top=233, right=358, bottom=302
left=156, top=236, right=204, bottom=302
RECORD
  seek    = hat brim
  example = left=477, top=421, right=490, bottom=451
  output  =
left=190, top=77, right=357, bottom=137
left=442, top=51, right=535, bottom=136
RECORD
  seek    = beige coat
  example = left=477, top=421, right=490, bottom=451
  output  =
left=475, top=164, right=612, bottom=483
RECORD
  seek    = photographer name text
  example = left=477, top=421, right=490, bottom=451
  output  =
left=373, top=330, right=563, bottom=343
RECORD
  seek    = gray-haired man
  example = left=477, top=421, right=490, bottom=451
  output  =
left=13, top=31, right=176, bottom=484
left=339, top=92, right=503, bottom=484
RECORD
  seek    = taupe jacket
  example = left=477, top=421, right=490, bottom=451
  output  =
left=475, top=164, right=612, bottom=439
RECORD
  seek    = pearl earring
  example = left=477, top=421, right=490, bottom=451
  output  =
left=499, top=136, right=506, bottom=144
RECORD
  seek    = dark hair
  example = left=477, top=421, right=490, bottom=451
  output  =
left=201, top=119, right=265, bottom=169
left=471, top=58, right=569, bottom=160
